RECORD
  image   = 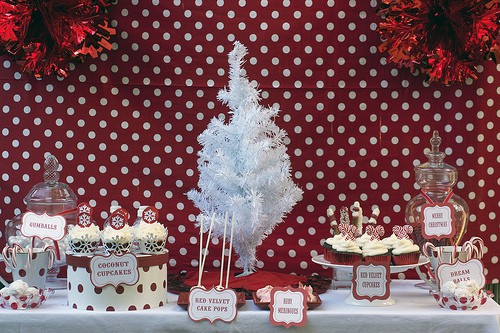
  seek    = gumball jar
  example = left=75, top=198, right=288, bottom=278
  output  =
left=405, top=131, right=469, bottom=253
left=5, top=155, right=78, bottom=281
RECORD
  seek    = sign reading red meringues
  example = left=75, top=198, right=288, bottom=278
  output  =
left=21, top=212, right=66, bottom=241
left=90, top=253, right=140, bottom=288
left=187, top=286, right=238, bottom=323
left=352, top=261, right=391, bottom=302
left=269, top=287, right=308, bottom=328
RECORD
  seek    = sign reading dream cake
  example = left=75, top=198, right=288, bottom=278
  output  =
left=90, top=253, right=140, bottom=288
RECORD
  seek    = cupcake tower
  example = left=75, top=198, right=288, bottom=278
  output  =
left=323, top=201, right=420, bottom=266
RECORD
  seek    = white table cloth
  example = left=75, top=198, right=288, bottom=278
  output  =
left=1, top=280, right=499, bottom=333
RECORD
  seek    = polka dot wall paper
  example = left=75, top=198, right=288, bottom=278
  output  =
left=0, top=1, right=499, bottom=283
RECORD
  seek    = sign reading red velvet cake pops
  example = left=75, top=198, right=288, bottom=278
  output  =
left=269, top=287, right=308, bottom=328
left=90, top=253, right=140, bottom=288
left=352, top=262, right=391, bottom=302
left=187, top=287, right=238, bottom=323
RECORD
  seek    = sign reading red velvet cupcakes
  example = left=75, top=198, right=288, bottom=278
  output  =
left=352, top=261, right=391, bottom=302
left=269, top=287, right=308, bottom=328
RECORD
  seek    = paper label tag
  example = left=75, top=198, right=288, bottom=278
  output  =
left=188, top=287, right=238, bottom=323
left=90, top=253, right=139, bottom=288
left=437, top=259, right=485, bottom=289
left=421, top=203, right=456, bottom=240
left=21, top=212, right=67, bottom=241
left=269, top=287, right=308, bottom=328
left=352, top=262, right=391, bottom=302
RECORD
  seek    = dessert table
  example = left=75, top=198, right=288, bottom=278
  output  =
left=1, top=280, right=499, bottom=333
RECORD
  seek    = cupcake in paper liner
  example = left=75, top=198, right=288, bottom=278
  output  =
left=133, top=206, right=167, bottom=254
left=331, top=237, right=363, bottom=265
left=391, top=238, right=420, bottom=265
left=134, top=224, right=167, bottom=254
left=362, top=225, right=390, bottom=264
left=362, top=239, right=391, bottom=264
left=67, top=224, right=101, bottom=254
left=101, top=207, right=134, bottom=254
left=101, top=226, right=134, bottom=255
left=390, top=225, right=420, bottom=265
left=68, top=202, right=101, bottom=254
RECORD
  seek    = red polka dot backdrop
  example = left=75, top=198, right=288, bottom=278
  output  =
left=0, top=1, right=499, bottom=283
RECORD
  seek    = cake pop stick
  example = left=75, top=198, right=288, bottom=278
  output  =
left=195, top=213, right=215, bottom=289
left=368, top=207, right=380, bottom=224
left=327, top=207, right=339, bottom=235
left=225, top=212, right=235, bottom=289
left=218, top=212, right=229, bottom=289
left=197, top=215, right=204, bottom=287
left=351, top=201, right=363, bottom=235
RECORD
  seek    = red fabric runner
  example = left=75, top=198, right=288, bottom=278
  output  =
left=184, top=270, right=306, bottom=292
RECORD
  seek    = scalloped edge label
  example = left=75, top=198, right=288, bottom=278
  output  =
left=21, top=212, right=66, bottom=241
left=269, top=287, right=308, bottom=328
left=90, top=253, right=139, bottom=288
left=352, top=262, right=391, bottom=302
left=188, top=287, right=238, bottom=323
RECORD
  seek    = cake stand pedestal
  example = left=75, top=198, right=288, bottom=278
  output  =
left=312, top=255, right=429, bottom=307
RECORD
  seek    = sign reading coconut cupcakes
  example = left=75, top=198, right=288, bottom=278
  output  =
left=90, top=253, right=140, bottom=288
left=352, top=262, right=391, bottom=302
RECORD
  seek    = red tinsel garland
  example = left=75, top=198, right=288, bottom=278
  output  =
left=377, top=0, right=500, bottom=85
left=0, top=0, right=115, bottom=78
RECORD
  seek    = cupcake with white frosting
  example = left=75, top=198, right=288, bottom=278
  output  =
left=68, top=202, right=101, bottom=254
left=390, top=225, right=420, bottom=265
left=101, top=208, right=134, bottom=254
left=362, top=225, right=391, bottom=264
left=391, top=238, right=420, bottom=265
left=133, top=206, right=167, bottom=254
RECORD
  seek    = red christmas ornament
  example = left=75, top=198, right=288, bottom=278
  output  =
left=376, top=0, right=500, bottom=85
left=0, top=0, right=115, bottom=78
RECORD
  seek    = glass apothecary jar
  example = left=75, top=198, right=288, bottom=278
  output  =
left=405, top=131, right=469, bottom=251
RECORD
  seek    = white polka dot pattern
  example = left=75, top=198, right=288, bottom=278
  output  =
left=0, top=1, right=498, bottom=283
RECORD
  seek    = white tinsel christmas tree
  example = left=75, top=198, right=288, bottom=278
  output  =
left=187, top=41, right=303, bottom=276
